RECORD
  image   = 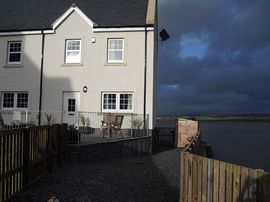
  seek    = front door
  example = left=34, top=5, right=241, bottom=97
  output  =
left=63, top=92, right=80, bottom=126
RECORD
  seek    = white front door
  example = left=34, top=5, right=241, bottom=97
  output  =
left=63, top=92, right=80, bottom=126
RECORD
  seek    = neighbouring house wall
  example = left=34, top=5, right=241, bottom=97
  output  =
left=0, top=35, right=42, bottom=112
left=42, top=11, right=155, bottom=129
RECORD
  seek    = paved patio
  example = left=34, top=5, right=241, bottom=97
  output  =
left=10, top=148, right=181, bottom=202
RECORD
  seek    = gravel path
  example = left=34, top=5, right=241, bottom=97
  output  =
left=11, top=148, right=181, bottom=202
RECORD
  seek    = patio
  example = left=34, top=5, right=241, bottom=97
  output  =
left=0, top=110, right=151, bottom=144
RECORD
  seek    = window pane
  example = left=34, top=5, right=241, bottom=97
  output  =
left=103, top=94, right=116, bottom=110
left=9, top=53, right=21, bottom=62
left=68, top=99, right=76, bottom=112
left=67, top=41, right=80, bottom=50
left=17, top=93, right=28, bottom=108
left=3, top=93, right=14, bottom=108
left=9, top=42, right=21, bottom=52
left=109, top=51, right=122, bottom=61
left=120, top=94, right=133, bottom=110
left=109, top=40, right=123, bottom=49
left=66, top=51, right=80, bottom=63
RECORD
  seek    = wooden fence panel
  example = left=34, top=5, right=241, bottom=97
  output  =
left=187, top=154, right=193, bottom=202
left=213, top=160, right=219, bottom=202
left=0, top=129, right=25, bottom=202
left=249, top=168, right=257, bottom=201
left=180, top=152, right=270, bottom=202
left=201, top=156, right=208, bottom=202
left=0, top=124, right=67, bottom=202
left=192, top=155, right=198, bottom=202
left=232, top=165, right=240, bottom=201
left=219, top=162, right=226, bottom=202
left=180, top=152, right=185, bottom=202
left=240, top=167, right=249, bottom=201
left=197, top=156, right=202, bottom=202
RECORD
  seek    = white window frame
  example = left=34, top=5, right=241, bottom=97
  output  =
left=7, top=41, right=22, bottom=64
left=65, top=39, right=81, bottom=64
left=107, top=38, right=124, bottom=63
left=1, top=92, right=28, bottom=110
left=102, top=92, right=133, bottom=113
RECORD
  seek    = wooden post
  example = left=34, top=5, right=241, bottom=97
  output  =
left=47, top=126, right=52, bottom=171
left=22, top=128, right=30, bottom=189
left=55, top=124, right=61, bottom=166
left=61, top=124, right=68, bottom=161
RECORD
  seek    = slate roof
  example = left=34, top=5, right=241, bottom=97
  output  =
left=0, top=0, right=150, bottom=32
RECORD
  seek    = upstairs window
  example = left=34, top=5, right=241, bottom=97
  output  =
left=2, top=92, right=28, bottom=109
left=65, top=40, right=81, bottom=64
left=8, top=41, right=22, bottom=64
left=107, top=39, right=124, bottom=63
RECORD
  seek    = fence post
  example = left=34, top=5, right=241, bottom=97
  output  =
left=61, top=123, right=68, bottom=161
left=23, top=127, right=30, bottom=189
left=47, top=126, right=52, bottom=171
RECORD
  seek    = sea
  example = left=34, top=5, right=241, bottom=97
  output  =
left=156, top=120, right=270, bottom=172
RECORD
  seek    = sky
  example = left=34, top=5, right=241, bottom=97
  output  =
left=157, top=0, right=270, bottom=115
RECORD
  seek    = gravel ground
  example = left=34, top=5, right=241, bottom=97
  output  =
left=10, top=148, right=181, bottom=202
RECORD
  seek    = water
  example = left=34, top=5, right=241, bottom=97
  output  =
left=200, top=121, right=270, bottom=172
left=157, top=120, right=270, bottom=172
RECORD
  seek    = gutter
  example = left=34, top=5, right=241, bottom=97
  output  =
left=38, top=30, right=45, bottom=125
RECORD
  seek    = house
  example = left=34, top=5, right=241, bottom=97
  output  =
left=0, top=0, right=157, bottom=130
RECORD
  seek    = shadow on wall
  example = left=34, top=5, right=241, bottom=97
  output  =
left=0, top=34, right=72, bottom=126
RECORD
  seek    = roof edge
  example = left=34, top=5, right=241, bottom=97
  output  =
left=0, top=27, right=154, bottom=36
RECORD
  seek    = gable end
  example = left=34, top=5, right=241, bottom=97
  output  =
left=51, top=6, right=96, bottom=30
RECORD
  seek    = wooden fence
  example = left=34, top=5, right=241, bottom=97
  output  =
left=180, top=152, right=270, bottom=202
left=0, top=124, right=67, bottom=202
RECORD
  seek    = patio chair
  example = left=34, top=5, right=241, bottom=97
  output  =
left=101, top=114, right=124, bottom=138
left=111, top=115, right=124, bottom=137
left=101, top=114, right=115, bottom=138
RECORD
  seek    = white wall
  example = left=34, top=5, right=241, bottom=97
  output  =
left=42, top=11, right=156, bottom=128
left=0, top=35, right=42, bottom=111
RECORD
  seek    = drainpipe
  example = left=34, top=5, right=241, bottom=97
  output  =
left=143, top=26, right=148, bottom=130
left=38, top=30, right=45, bottom=125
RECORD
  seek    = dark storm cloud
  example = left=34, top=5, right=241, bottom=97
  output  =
left=157, top=0, right=270, bottom=115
